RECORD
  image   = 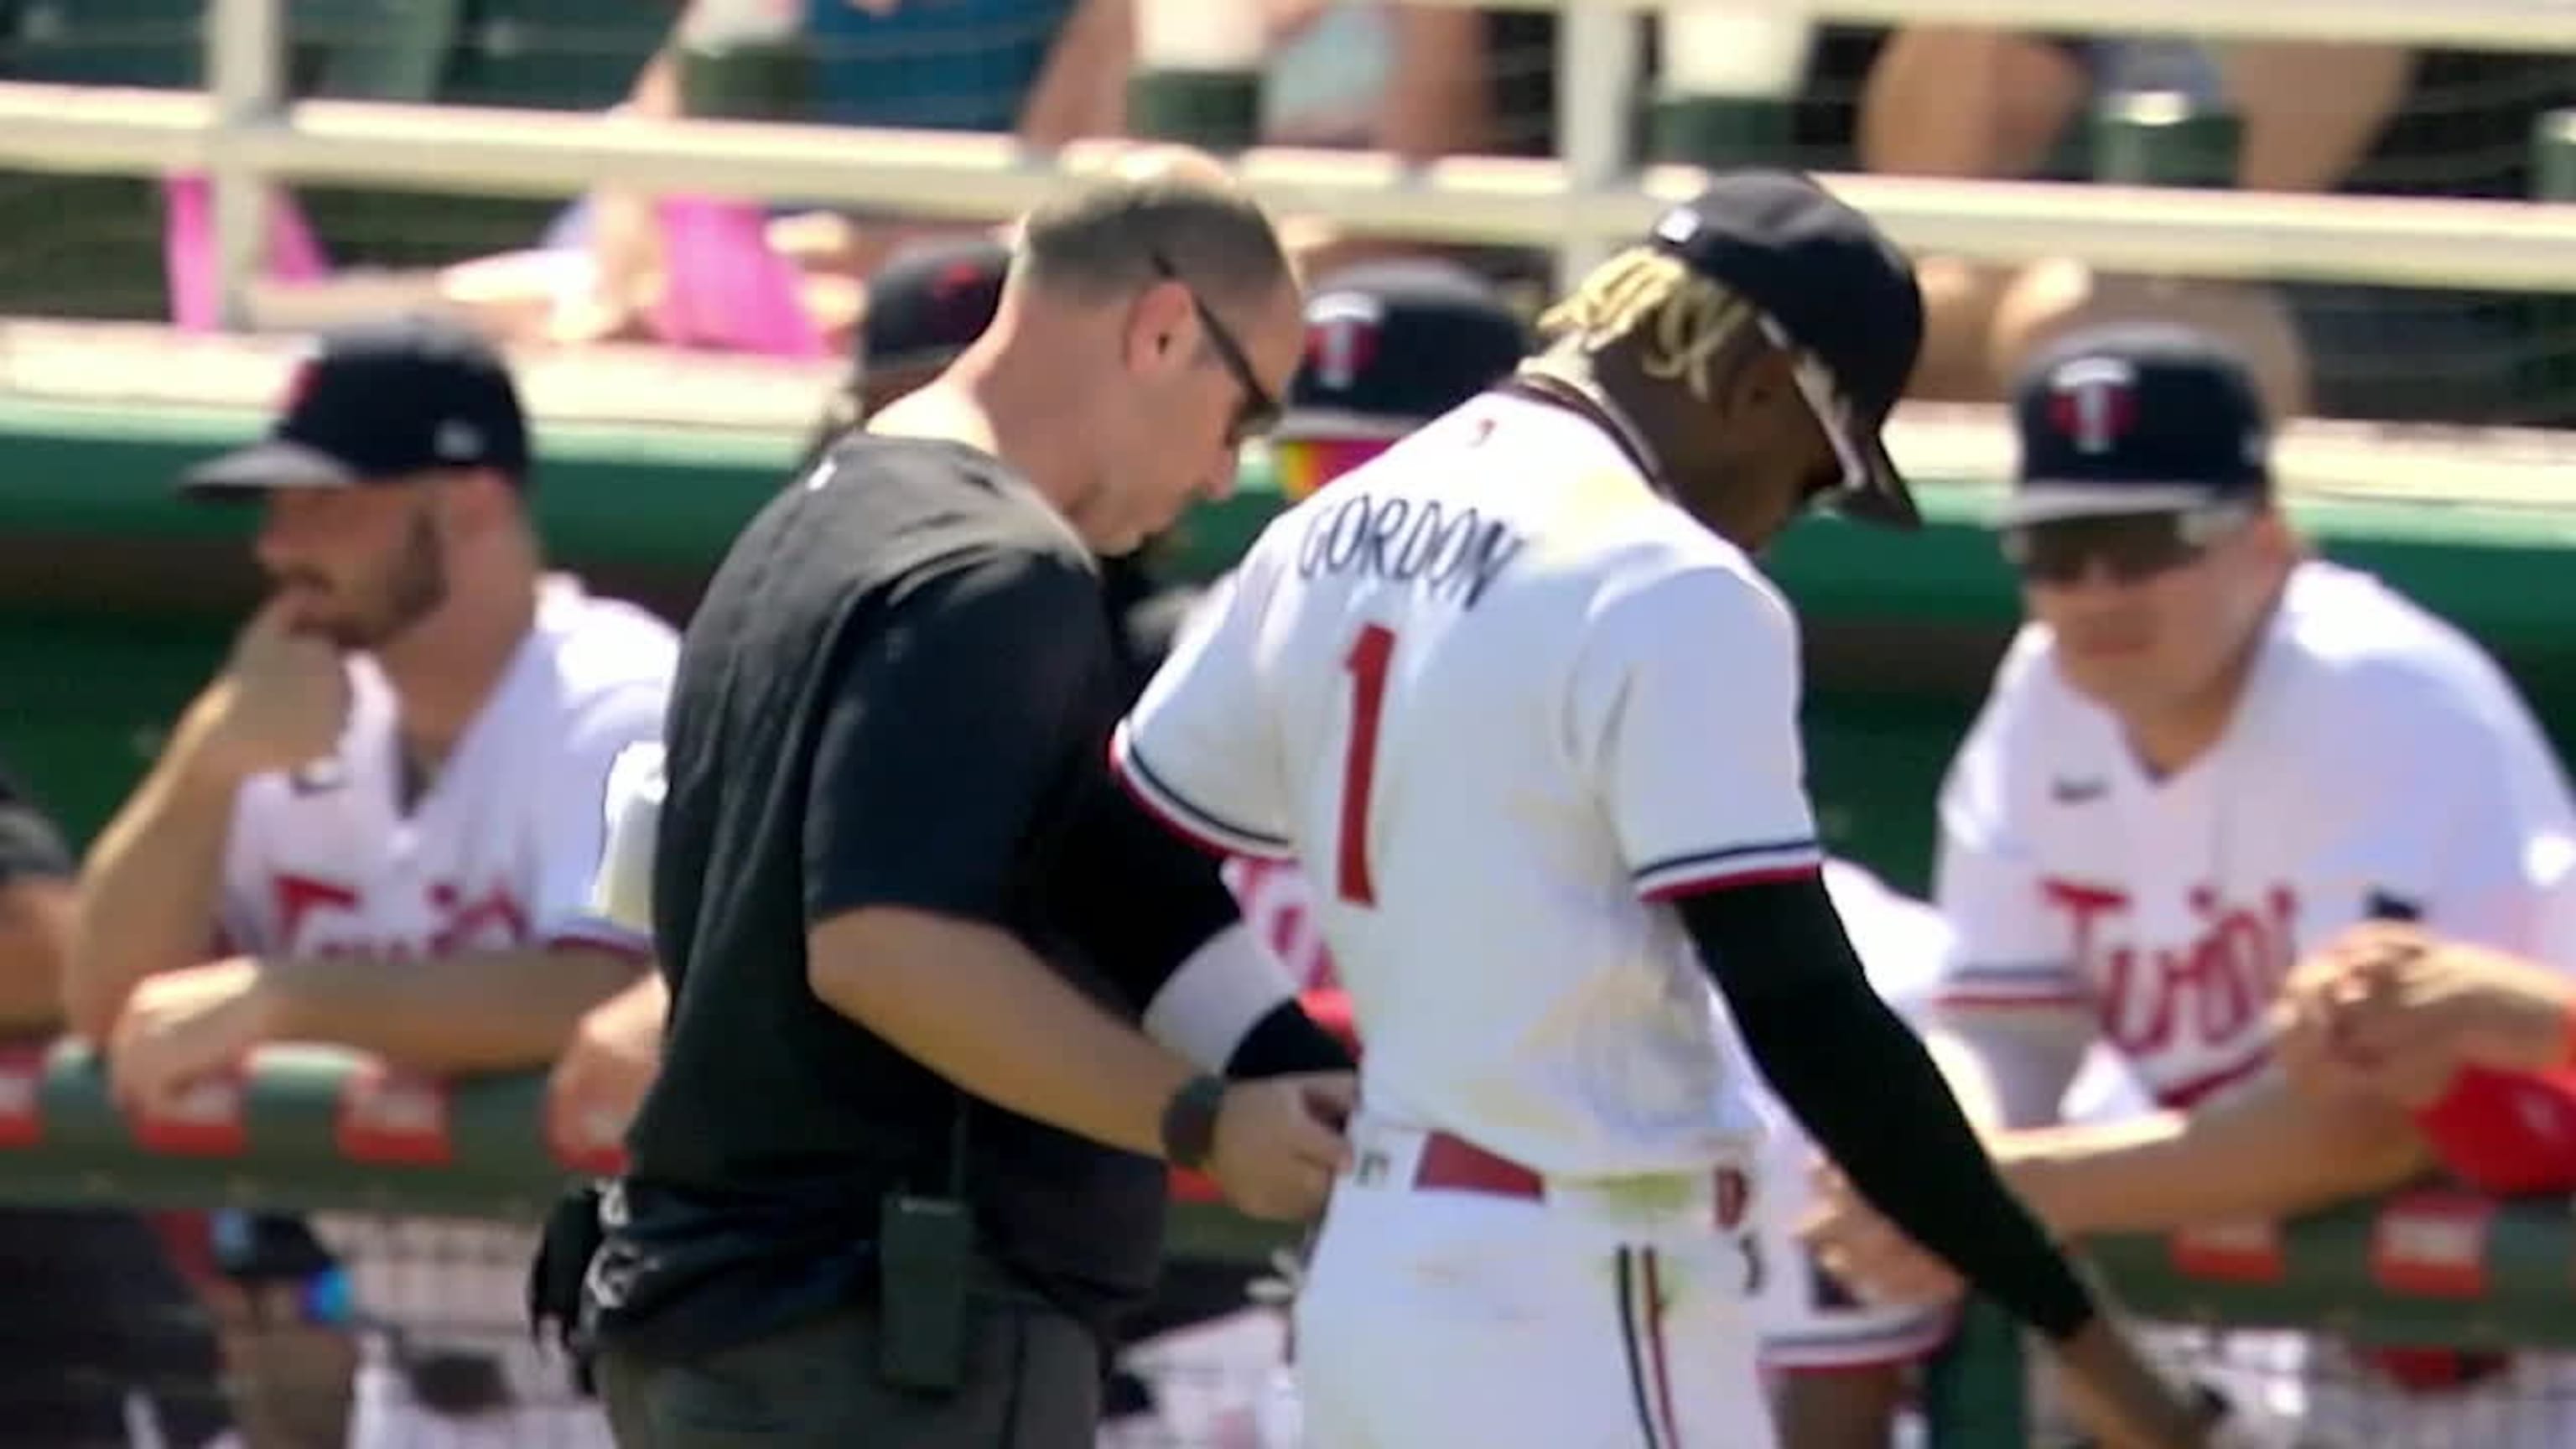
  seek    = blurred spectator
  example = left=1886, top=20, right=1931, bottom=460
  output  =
left=1860, top=34, right=2576, bottom=424
left=65, top=314, right=676, bottom=1449
left=443, top=0, right=1129, bottom=350
left=0, top=765, right=232, bottom=1447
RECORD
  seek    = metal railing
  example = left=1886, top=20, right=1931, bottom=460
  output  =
left=3, top=1040, right=2573, bottom=1446
left=0, top=0, right=2560, bottom=329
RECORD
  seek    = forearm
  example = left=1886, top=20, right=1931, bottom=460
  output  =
left=0, top=880, right=72, bottom=1033
left=1683, top=881, right=2094, bottom=1341
left=810, top=907, right=1197, bottom=1158
left=1755, top=979, right=2092, bottom=1337
left=262, top=947, right=641, bottom=1073
left=1015, top=0, right=1131, bottom=147
left=1997, top=1076, right=2429, bottom=1236
left=68, top=723, right=240, bottom=1038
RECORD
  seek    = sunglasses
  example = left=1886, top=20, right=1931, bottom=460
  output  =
left=1273, top=435, right=1396, bottom=502
left=1755, top=313, right=1870, bottom=512
left=1150, top=250, right=1283, bottom=446
left=2002, top=506, right=2254, bottom=586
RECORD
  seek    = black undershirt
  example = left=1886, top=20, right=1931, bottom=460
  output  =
left=1680, top=874, right=2096, bottom=1343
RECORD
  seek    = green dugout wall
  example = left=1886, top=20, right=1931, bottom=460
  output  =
left=1, top=394, right=2572, bottom=893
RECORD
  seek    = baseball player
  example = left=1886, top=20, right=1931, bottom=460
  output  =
left=68, top=315, right=673, bottom=1449
left=1805, top=325, right=2576, bottom=1446
left=1112, top=170, right=2215, bottom=1448
left=1151, top=854, right=1976, bottom=1449
left=1218, top=256, right=1530, bottom=991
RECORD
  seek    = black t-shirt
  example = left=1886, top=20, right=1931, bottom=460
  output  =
left=596, top=436, right=1250, bottom=1355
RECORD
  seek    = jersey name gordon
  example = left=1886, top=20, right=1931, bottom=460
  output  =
left=2044, top=875, right=2298, bottom=1088
left=1294, top=488, right=1526, bottom=610
left=272, top=872, right=534, bottom=961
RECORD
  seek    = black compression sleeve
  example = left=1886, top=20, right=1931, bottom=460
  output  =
left=1678, top=875, right=2096, bottom=1343
left=1224, top=999, right=1355, bottom=1078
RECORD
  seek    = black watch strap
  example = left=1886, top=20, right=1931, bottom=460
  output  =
left=1160, top=1074, right=1228, bottom=1171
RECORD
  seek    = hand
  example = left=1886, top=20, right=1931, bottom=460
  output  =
left=1207, top=1072, right=1356, bottom=1222
left=108, top=958, right=281, bottom=1115
left=188, top=598, right=351, bottom=782
left=2277, top=923, right=2570, bottom=1109
left=546, top=974, right=667, bottom=1156
left=2047, top=1317, right=2220, bottom=1448
left=1799, top=1162, right=1966, bottom=1308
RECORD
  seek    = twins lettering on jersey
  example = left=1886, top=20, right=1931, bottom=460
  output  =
left=2044, top=876, right=2298, bottom=1104
left=1295, top=490, right=1525, bottom=609
left=272, top=871, right=532, bottom=960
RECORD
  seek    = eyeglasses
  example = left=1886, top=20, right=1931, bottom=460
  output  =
left=2002, top=506, right=2254, bottom=586
left=1149, top=250, right=1283, bottom=445
left=1755, top=313, right=1868, bottom=511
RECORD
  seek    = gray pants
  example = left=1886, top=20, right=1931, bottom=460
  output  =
left=596, top=1300, right=1101, bottom=1449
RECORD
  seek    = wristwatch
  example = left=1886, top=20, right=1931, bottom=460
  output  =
left=1160, top=1074, right=1228, bottom=1171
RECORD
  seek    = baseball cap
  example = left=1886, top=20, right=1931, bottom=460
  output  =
left=860, top=236, right=1011, bottom=378
left=2004, top=324, right=2272, bottom=527
left=180, top=313, right=530, bottom=498
left=1276, top=258, right=1530, bottom=443
left=1646, top=169, right=1925, bottom=529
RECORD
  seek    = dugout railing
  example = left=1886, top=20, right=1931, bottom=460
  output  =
left=0, top=0, right=2566, bottom=325
left=0, top=1040, right=2568, bottom=1446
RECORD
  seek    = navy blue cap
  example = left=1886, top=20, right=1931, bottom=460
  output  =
left=1647, top=169, right=1924, bottom=528
left=860, top=236, right=1010, bottom=377
left=1279, top=259, right=1529, bottom=441
left=2006, top=324, right=2272, bottom=527
left=180, top=313, right=530, bottom=497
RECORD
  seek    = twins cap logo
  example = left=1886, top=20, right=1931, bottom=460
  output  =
left=434, top=419, right=486, bottom=461
left=1304, top=292, right=1385, bottom=394
left=2046, top=356, right=2140, bottom=456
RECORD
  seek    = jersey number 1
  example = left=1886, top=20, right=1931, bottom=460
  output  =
left=1336, top=624, right=1396, bottom=906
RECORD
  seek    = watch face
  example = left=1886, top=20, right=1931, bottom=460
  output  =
left=1164, top=1077, right=1226, bottom=1170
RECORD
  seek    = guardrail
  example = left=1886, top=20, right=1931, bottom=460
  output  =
left=3, top=1040, right=2572, bottom=1446
left=6, top=0, right=2562, bottom=329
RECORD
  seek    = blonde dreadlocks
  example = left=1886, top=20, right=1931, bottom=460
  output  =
left=1533, top=247, right=1755, bottom=401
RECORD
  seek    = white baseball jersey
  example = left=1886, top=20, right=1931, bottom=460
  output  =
left=1934, top=558, right=2576, bottom=1111
left=1937, top=558, right=2576, bottom=1444
left=590, top=739, right=666, bottom=938
left=218, top=578, right=675, bottom=969
left=213, top=575, right=676, bottom=1448
left=1117, top=392, right=1809, bottom=1178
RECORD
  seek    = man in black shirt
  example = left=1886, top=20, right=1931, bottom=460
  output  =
left=575, top=152, right=1357, bottom=1446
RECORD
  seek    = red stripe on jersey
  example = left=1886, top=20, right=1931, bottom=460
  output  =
left=1642, top=862, right=1820, bottom=903
left=543, top=930, right=653, bottom=964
